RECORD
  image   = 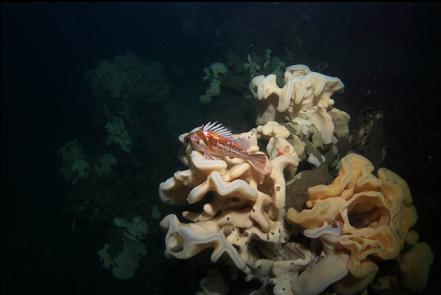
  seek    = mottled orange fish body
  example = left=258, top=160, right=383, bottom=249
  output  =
left=184, top=121, right=268, bottom=172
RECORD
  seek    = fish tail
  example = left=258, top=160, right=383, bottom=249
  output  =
left=248, top=152, right=268, bottom=172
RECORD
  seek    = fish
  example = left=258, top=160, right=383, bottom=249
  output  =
left=184, top=121, right=268, bottom=172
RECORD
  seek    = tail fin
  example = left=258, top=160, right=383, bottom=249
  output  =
left=248, top=152, right=268, bottom=172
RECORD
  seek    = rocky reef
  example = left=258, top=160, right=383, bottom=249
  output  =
left=159, top=65, right=433, bottom=295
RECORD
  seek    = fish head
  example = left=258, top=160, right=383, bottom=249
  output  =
left=184, top=126, right=205, bottom=147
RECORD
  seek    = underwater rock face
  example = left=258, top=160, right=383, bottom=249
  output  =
left=351, top=109, right=386, bottom=169
left=285, top=165, right=333, bottom=211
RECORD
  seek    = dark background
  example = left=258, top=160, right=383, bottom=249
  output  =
left=2, top=3, right=440, bottom=294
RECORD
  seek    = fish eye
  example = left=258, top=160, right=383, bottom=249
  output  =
left=184, top=136, right=190, bottom=144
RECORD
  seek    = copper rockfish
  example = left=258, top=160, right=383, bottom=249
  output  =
left=184, top=121, right=268, bottom=171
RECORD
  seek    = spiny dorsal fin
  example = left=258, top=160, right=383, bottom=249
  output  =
left=202, top=121, right=233, bottom=138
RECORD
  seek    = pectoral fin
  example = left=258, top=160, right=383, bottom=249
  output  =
left=203, top=151, right=216, bottom=160
left=248, top=152, right=268, bottom=172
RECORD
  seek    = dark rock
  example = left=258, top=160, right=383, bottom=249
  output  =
left=351, top=109, right=386, bottom=169
left=285, top=165, right=333, bottom=211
